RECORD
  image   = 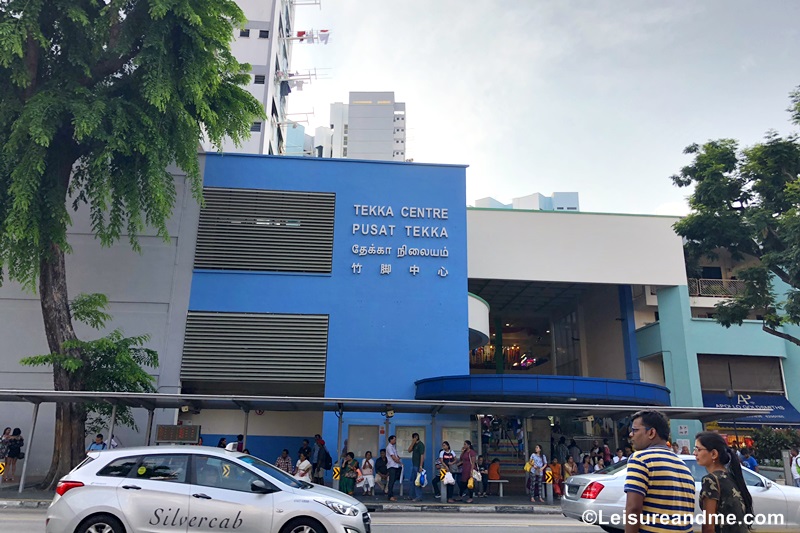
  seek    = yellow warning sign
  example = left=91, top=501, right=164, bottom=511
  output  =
left=439, top=468, right=446, bottom=480
left=544, top=470, right=554, bottom=484
left=0, top=463, right=4, bottom=476
left=222, top=464, right=231, bottom=478
left=332, top=466, right=340, bottom=480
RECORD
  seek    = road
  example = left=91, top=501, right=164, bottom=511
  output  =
left=0, top=508, right=601, bottom=532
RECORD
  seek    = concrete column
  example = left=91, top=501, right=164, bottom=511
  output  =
left=145, top=409, right=155, bottom=446
left=494, top=314, right=504, bottom=374
left=618, top=284, right=641, bottom=381
left=242, top=409, right=250, bottom=450
left=108, top=404, right=118, bottom=445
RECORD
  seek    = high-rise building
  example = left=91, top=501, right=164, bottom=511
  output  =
left=317, top=92, right=407, bottom=161
left=475, top=192, right=580, bottom=211
left=201, top=0, right=322, bottom=155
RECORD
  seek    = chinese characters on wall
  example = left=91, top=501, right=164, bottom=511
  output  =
left=350, top=204, right=451, bottom=278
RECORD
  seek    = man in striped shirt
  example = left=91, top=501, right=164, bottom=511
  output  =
left=624, top=410, right=695, bottom=533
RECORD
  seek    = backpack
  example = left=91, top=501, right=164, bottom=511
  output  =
left=795, top=456, right=800, bottom=476
left=322, top=448, right=333, bottom=470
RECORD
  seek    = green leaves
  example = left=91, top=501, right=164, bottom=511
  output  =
left=671, top=86, right=800, bottom=346
left=0, top=0, right=264, bottom=288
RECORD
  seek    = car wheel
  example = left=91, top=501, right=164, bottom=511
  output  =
left=281, top=517, right=328, bottom=533
left=600, top=527, right=623, bottom=533
left=75, top=514, right=125, bottom=533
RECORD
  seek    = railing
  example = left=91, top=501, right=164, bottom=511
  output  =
left=688, top=278, right=746, bottom=297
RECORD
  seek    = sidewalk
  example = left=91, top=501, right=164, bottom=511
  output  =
left=0, top=479, right=564, bottom=514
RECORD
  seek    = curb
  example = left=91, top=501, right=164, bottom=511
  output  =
left=0, top=499, right=50, bottom=508
left=365, top=503, right=561, bottom=514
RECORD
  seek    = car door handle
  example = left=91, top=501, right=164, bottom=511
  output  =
left=121, top=485, right=142, bottom=490
left=192, top=493, right=212, bottom=499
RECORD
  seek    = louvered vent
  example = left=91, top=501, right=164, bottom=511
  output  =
left=195, top=188, right=335, bottom=272
left=181, top=312, right=329, bottom=383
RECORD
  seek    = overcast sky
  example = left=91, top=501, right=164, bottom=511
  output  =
left=288, top=1, right=800, bottom=215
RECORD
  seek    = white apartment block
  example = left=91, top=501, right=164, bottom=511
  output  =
left=321, top=92, right=407, bottom=161
left=202, top=0, right=305, bottom=155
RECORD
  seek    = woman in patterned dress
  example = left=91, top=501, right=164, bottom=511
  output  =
left=694, top=431, right=753, bottom=533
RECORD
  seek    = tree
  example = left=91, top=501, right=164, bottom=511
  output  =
left=671, top=86, right=800, bottom=346
left=0, top=0, right=263, bottom=488
left=21, top=293, right=159, bottom=435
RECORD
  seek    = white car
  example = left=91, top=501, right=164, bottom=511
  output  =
left=45, top=446, right=371, bottom=533
left=562, top=455, right=800, bottom=532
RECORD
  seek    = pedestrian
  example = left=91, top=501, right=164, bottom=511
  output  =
left=555, top=436, right=569, bottom=465
left=375, top=449, right=389, bottom=494
left=671, top=442, right=680, bottom=454
left=86, top=433, right=107, bottom=453
left=594, top=458, right=605, bottom=472
left=311, top=434, right=322, bottom=477
left=216, top=437, right=227, bottom=448
left=741, top=448, right=759, bottom=473
left=791, top=447, right=800, bottom=488
left=406, top=432, right=425, bottom=501
left=457, top=440, right=478, bottom=503
left=386, top=435, right=402, bottom=501
left=298, top=439, right=312, bottom=464
left=109, top=434, right=121, bottom=449
left=431, top=440, right=457, bottom=501
left=487, top=458, right=501, bottom=495
left=275, top=449, right=292, bottom=473
left=339, top=452, right=359, bottom=496
left=312, top=437, right=330, bottom=484
left=1, top=427, right=11, bottom=482
left=4, top=428, right=24, bottom=482
left=564, top=456, right=578, bottom=479
left=477, top=454, right=489, bottom=497
left=624, top=409, right=695, bottom=533
left=360, top=451, right=375, bottom=495
left=694, top=431, right=753, bottom=533
left=568, top=439, right=582, bottom=463
left=579, top=454, right=593, bottom=475
left=528, top=444, right=547, bottom=503
left=294, top=450, right=312, bottom=481
left=602, top=439, right=613, bottom=464
left=613, top=448, right=627, bottom=463
left=225, top=434, right=244, bottom=452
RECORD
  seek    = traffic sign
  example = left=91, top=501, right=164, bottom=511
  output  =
left=0, top=463, right=4, bottom=476
left=544, top=470, right=554, bottom=484
left=439, top=468, right=446, bottom=480
left=332, top=466, right=340, bottom=480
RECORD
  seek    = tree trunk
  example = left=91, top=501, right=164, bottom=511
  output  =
left=39, top=242, right=86, bottom=490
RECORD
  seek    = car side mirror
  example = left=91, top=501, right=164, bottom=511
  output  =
left=251, top=480, right=275, bottom=494
left=764, top=479, right=772, bottom=490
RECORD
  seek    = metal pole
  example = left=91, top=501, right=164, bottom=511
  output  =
left=19, top=403, right=40, bottom=493
left=523, top=417, right=531, bottom=497
left=613, top=419, right=619, bottom=452
left=476, top=415, right=483, bottom=458
left=334, top=410, right=343, bottom=491
left=145, top=409, right=154, bottom=446
left=108, top=404, right=118, bottom=445
left=242, top=409, right=250, bottom=450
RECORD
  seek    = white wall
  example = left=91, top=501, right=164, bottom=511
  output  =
left=467, top=209, right=686, bottom=286
left=179, top=410, right=322, bottom=437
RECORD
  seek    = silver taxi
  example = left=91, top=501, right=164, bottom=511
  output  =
left=45, top=445, right=370, bottom=533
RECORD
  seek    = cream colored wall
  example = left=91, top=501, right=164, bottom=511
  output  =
left=467, top=210, right=686, bottom=285
left=639, top=355, right=666, bottom=387
left=632, top=285, right=659, bottom=329
left=179, top=410, right=323, bottom=436
left=581, top=285, right=626, bottom=380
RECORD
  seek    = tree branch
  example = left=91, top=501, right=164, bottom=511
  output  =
left=762, top=323, right=800, bottom=347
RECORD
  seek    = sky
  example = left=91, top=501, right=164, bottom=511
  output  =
left=288, top=0, right=800, bottom=215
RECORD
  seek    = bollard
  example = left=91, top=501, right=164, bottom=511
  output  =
left=544, top=467, right=554, bottom=505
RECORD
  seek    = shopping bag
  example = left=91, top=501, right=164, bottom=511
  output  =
left=419, top=469, right=428, bottom=487
left=443, top=472, right=455, bottom=485
left=524, top=462, right=532, bottom=473
left=415, top=472, right=422, bottom=487
left=467, top=477, right=474, bottom=490
left=472, top=469, right=482, bottom=482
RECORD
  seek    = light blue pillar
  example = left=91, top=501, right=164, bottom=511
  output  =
left=618, top=285, right=641, bottom=381
left=656, top=286, right=703, bottom=442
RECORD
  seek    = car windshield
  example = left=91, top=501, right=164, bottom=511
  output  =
left=238, top=455, right=311, bottom=489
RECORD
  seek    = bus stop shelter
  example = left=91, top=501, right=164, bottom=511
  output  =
left=0, top=389, right=769, bottom=492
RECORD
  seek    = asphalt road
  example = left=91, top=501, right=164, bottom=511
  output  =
left=0, top=508, right=601, bottom=532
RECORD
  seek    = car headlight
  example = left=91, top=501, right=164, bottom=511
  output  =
left=315, top=499, right=360, bottom=516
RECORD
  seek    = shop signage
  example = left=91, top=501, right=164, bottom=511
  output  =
left=350, top=203, right=453, bottom=278
left=702, top=392, right=800, bottom=425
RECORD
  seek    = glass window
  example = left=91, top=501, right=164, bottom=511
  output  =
left=259, top=30, right=269, bottom=39
left=348, top=425, right=379, bottom=458
left=133, top=455, right=188, bottom=483
left=441, top=428, right=471, bottom=451
left=239, top=454, right=301, bottom=489
left=193, top=456, right=263, bottom=493
left=251, top=122, right=262, bottom=132
left=395, top=427, right=425, bottom=458
left=97, top=456, right=140, bottom=478
left=239, top=29, right=250, bottom=38
left=254, top=75, right=266, bottom=84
